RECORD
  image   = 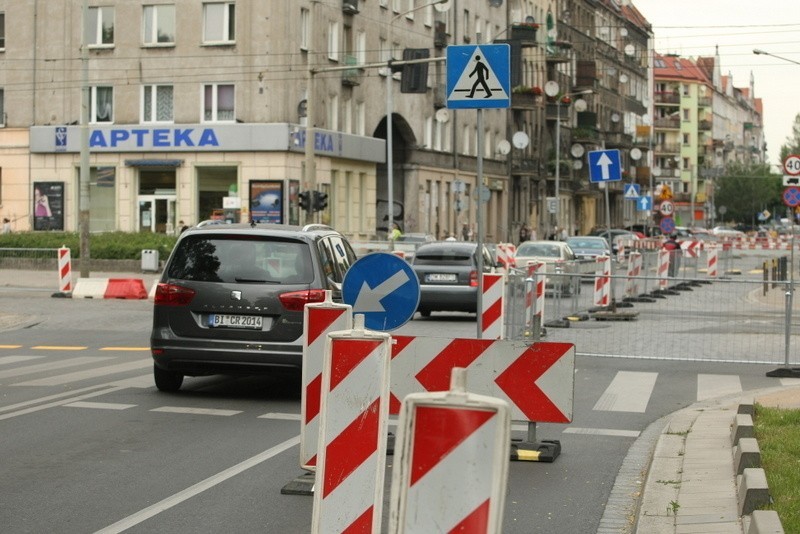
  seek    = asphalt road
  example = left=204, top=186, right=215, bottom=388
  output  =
left=0, top=263, right=794, bottom=533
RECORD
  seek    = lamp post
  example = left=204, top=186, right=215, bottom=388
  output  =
left=543, top=81, right=592, bottom=236
left=386, top=0, right=449, bottom=245
left=753, top=48, right=800, bottom=66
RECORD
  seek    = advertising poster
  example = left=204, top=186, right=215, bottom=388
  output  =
left=249, top=180, right=283, bottom=224
left=33, top=181, right=65, bottom=231
left=288, top=180, right=300, bottom=225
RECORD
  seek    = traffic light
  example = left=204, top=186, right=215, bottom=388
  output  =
left=400, top=48, right=430, bottom=94
left=299, top=190, right=311, bottom=211
left=313, top=191, right=329, bottom=211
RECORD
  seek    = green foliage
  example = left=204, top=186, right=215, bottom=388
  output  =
left=754, top=405, right=800, bottom=531
left=0, top=231, right=177, bottom=260
left=713, top=162, right=782, bottom=224
left=779, top=112, right=800, bottom=164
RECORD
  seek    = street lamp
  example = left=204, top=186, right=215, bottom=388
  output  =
left=386, top=0, right=450, bottom=245
left=753, top=48, right=800, bottom=66
left=543, top=81, right=592, bottom=235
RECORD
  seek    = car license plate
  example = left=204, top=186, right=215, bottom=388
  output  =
left=425, top=273, right=457, bottom=282
left=208, top=314, right=263, bottom=329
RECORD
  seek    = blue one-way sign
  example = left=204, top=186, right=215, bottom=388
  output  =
left=587, top=149, right=622, bottom=183
left=637, top=195, right=652, bottom=211
left=341, top=253, right=420, bottom=331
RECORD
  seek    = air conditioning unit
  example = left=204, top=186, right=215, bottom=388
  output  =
left=342, top=0, right=359, bottom=15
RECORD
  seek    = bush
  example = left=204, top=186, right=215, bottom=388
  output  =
left=0, top=231, right=178, bottom=260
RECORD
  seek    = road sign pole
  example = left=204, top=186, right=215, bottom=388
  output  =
left=477, top=109, right=485, bottom=339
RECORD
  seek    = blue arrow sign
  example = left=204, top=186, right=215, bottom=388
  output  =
left=446, top=44, right=510, bottom=109
left=587, top=149, right=622, bottom=183
left=341, top=253, right=420, bottom=331
left=637, top=195, right=652, bottom=211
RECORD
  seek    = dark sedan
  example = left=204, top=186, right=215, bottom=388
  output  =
left=411, top=241, right=495, bottom=317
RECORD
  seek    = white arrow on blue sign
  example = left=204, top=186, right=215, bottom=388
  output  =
left=587, top=149, right=622, bottom=183
left=341, top=253, right=420, bottom=331
left=636, top=195, right=652, bottom=211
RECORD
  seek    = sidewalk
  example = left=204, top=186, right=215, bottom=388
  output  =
left=633, top=384, right=800, bottom=533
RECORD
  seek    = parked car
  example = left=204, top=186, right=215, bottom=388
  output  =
left=566, top=236, right=612, bottom=260
left=711, top=226, right=746, bottom=238
left=590, top=228, right=638, bottom=255
left=411, top=241, right=496, bottom=317
left=393, top=232, right=436, bottom=262
left=514, top=240, right=579, bottom=295
left=150, top=222, right=357, bottom=392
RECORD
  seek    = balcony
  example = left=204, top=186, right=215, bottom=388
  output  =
left=654, top=117, right=680, bottom=129
left=655, top=143, right=681, bottom=154
left=510, top=23, right=539, bottom=46
left=546, top=41, right=572, bottom=64
left=572, top=127, right=599, bottom=143
left=511, top=88, right=542, bottom=110
left=654, top=91, right=679, bottom=105
left=342, top=0, right=359, bottom=15
left=604, top=132, right=633, bottom=148
left=341, top=55, right=361, bottom=87
left=698, top=96, right=712, bottom=107
left=698, top=120, right=712, bottom=131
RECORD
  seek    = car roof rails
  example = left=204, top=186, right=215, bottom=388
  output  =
left=302, top=223, right=334, bottom=233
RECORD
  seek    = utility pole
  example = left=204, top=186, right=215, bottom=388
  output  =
left=79, top=0, right=90, bottom=277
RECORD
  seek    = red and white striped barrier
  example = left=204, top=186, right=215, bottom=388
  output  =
left=389, top=368, right=511, bottom=534
left=481, top=273, right=505, bottom=339
left=657, top=249, right=670, bottom=288
left=593, top=255, right=611, bottom=307
left=392, top=250, right=406, bottom=261
left=495, top=243, right=516, bottom=273
left=72, top=278, right=148, bottom=299
left=311, top=315, right=391, bottom=534
left=624, top=252, right=642, bottom=298
left=707, top=246, right=718, bottom=278
left=58, top=246, right=72, bottom=293
left=300, top=292, right=352, bottom=470
left=680, top=240, right=703, bottom=258
left=526, top=261, right=546, bottom=327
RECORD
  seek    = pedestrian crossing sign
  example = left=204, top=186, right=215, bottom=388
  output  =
left=446, top=44, right=510, bottom=109
left=624, top=183, right=640, bottom=199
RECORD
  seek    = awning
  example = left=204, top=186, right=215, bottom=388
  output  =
left=124, top=159, right=184, bottom=167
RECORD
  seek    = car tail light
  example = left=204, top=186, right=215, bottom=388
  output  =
left=469, top=270, right=478, bottom=287
left=154, top=283, right=195, bottom=306
left=279, top=289, right=327, bottom=311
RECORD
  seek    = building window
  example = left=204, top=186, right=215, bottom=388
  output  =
left=203, top=83, right=235, bottom=122
left=143, top=4, right=176, bottom=45
left=142, top=85, right=174, bottom=123
left=0, top=89, right=4, bottom=126
left=392, top=0, right=401, bottom=13
left=356, top=30, right=366, bottom=65
left=300, top=8, right=309, bottom=51
left=328, top=21, right=339, bottom=61
left=356, top=101, right=365, bottom=136
left=682, top=108, right=690, bottom=121
left=405, top=0, right=414, bottom=20
left=0, top=13, right=5, bottom=49
left=91, top=87, right=113, bottom=123
left=86, top=7, right=114, bottom=47
left=203, top=2, right=235, bottom=44
left=682, top=133, right=690, bottom=145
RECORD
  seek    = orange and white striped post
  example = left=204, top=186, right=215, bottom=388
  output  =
left=481, top=273, right=505, bottom=339
left=57, top=246, right=72, bottom=293
left=593, top=255, right=611, bottom=307
left=624, top=252, right=642, bottom=298
left=526, top=261, right=546, bottom=331
left=657, top=249, right=671, bottom=288
left=706, top=245, right=718, bottom=278
left=311, top=315, right=391, bottom=534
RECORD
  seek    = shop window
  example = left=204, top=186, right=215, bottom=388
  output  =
left=87, top=6, right=114, bottom=47
left=203, top=83, right=234, bottom=122
left=89, top=167, right=117, bottom=232
left=143, top=4, right=175, bottom=45
left=143, top=85, right=174, bottom=123
left=203, top=2, right=235, bottom=44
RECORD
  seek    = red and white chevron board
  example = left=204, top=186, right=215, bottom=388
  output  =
left=706, top=246, right=718, bottom=278
left=58, top=246, right=72, bottom=293
left=624, top=252, right=642, bottom=298
left=311, top=326, right=391, bottom=534
left=657, top=249, right=670, bottom=287
left=481, top=273, right=505, bottom=339
left=680, top=240, right=702, bottom=258
left=300, top=295, right=352, bottom=470
left=525, top=261, right=546, bottom=326
left=389, top=376, right=511, bottom=534
left=389, top=337, right=574, bottom=422
left=593, top=255, right=611, bottom=307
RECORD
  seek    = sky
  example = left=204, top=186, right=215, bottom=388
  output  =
left=633, top=0, right=800, bottom=169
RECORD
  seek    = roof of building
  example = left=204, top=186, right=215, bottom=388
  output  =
left=654, top=53, right=712, bottom=86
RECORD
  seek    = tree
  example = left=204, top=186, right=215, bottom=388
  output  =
left=713, top=162, right=781, bottom=226
left=779, top=113, right=800, bottom=164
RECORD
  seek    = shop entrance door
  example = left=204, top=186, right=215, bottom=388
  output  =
left=138, top=195, right=176, bottom=233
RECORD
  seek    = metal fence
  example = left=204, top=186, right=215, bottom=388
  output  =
left=502, top=248, right=800, bottom=365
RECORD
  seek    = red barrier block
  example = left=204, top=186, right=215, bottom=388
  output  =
left=104, top=279, right=148, bottom=299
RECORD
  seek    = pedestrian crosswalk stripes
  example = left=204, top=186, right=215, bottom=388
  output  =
left=15, top=359, right=151, bottom=387
left=593, top=371, right=657, bottom=413
left=696, top=373, right=742, bottom=401
left=0, top=355, right=42, bottom=365
left=0, top=356, right=114, bottom=380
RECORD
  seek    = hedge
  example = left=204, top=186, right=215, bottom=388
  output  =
left=0, top=232, right=178, bottom=260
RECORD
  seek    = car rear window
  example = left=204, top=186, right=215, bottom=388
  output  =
left=414, top=245, right=474, bottom=266
left=167, top=235, right=313, bottom=284
left=517, top=244, right=562, bottom=257
left=568, top=239, right=605, bottom=250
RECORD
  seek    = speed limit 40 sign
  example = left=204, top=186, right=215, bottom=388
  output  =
left=784, top=154, right=800, bottom=176
left=659, top=200, right=675, bottom=216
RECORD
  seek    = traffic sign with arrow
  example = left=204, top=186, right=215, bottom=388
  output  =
left=636, top=195, right=652, bottom=211
left=587, top=149, right=622, bottom=183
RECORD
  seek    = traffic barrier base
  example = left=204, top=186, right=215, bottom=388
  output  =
left=510, top=439, right=561, bottom=462
left=765, top=367, right=800, bottom=378
left=280, top=472, right=315, bottom=496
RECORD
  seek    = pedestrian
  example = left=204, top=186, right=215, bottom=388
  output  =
left=389, top=222, right=402, bottom=241
left=559, top=227, right=569, bottom=241
left=519, top=224, right=531, bottom=244
left=662, top=234, right=681, bottom=277
left=461, top=223, right=470, bottom=241
left=178, top=220, right=189, bottom=234
left=2, top=218, right=11, bottom=234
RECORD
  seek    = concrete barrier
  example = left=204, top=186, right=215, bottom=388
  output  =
left=731, top=413, right=754, bottom=445
left=737, top=468, right=770, bottom=516
left=734, top=437, right=761, bottom=475
left=72, top=278, right=148, bottom=299
left=745, top=510, right=785, bottom=534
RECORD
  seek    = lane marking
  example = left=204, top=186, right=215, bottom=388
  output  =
left=0, top=345, right=24, bottom=349
left=151, top=406, right=242, bottom=417
left=593, top=371, right=658, bottom=413
left=0, top=355, right=43, bottom=365
left=30, top=346, right=88, bottom=351
left=257, top=412, right=301, bottom=420
left=0, top=356, right=114, bottom=380
left=109, top=374, right=153, bottom=389
left=697, top=374, right=742, bottom=401
left=99, top=347, right=150, bottom=352
left=65, top=401, right=136, bottom=410
left=15, top=359, right=152, bottom=387
left=563, top=427, right=641, bottom=438
left=0, top=386, right=124, bottom=420
left=95, top=436, right=300, bottom=534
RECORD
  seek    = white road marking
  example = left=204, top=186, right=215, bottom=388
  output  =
left=15, top=359, right=152, bottom=386
left=593, top=371, right=658, bottom=413
left=150, top=406, right=242, bottom=417
left=95, top=436, right=300, bottom=534
left=0, top=356, right=114, bottom=380
left=697, top=374, right=742, bottom=401
left=0, top=386, right=125, bottom=420
left=257, top=412, right=301, bottom=420
left=563, top=427, right=641, bottom=438
left=64, top=401, right=136, bottom=410
left=0, top=355, right=43, bottom=365
left=109, top=374, right=154, bottom=389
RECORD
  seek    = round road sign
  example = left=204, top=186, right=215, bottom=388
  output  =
left=659, top=216, right=676, bottom=235
left=783, top=186, right=800, bottom=208
left=784, top=154, right=800, bottom=176
left=659, top=200, right=675, bottom=216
